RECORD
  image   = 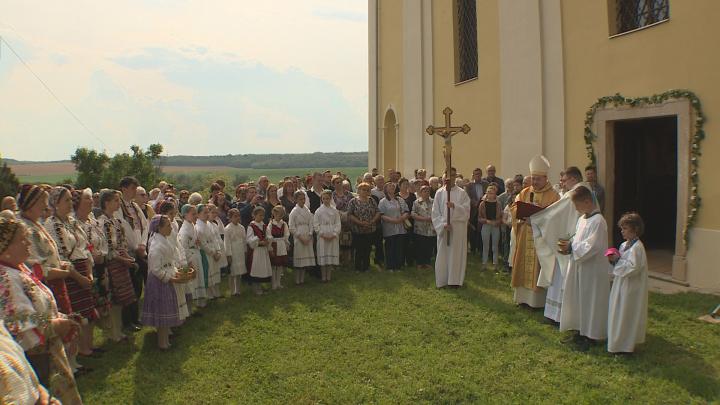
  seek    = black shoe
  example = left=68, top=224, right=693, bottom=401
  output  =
left=561, top=332, right=581, bottom=344
left=574, top=337, right=590, bottom=352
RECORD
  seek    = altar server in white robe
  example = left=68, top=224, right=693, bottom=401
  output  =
left=314, top=190, right=341, bottom=282
left=559, top=186, right=611, bottom=347
left=224, top=208, right=247, bottom=296
left=607, top=212, right=648, bottom=353
left=530, top=166, right=588, bottom=323
left=289, top=191, right=316, bottom=285
left=196, top=205, right=221, bottom=300
left=432, top=167, right=471, bottom=288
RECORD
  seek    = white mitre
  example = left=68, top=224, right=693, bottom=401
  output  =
left=529, top=155, right=550, bottom=176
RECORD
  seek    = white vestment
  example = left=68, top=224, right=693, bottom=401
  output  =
left=196, top=219, right=221, bottom=287
left=313, top=204, right=341, bottom=266
left=608, top=239, right=648, bottom=352
left=224, top=223, right=248, bottom=276
left=289, top=205, right=316, bottom=268
left=530, top=183, right=589, bottom=321
left=559, top=212, right=611, bottom=340
left=432, top=186, right=471, bottom=287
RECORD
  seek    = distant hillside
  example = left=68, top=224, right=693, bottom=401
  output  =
left=3, top=152, right=368, bottom=169
left=158, top=152, right=368, bottom=169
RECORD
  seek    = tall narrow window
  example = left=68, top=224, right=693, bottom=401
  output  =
left=454, top=0, right=478, bottom=83
left=613, top=0, right=669, bottom=35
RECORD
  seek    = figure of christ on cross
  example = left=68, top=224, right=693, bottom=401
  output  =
left=426, top=107, right=471, bottom=245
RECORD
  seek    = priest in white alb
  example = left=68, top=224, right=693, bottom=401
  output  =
left=432, top=167, right=471, bottom=288
left=510, top=155, right=560, bottom=307
left=530, top=166, right=589, bottom=323
left=558, top=186, right=611, bottom=350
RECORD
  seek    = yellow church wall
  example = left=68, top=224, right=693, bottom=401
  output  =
left=562, top=0, right=720, bottom=231
left=430, top=0, right=501, bottom=178
left=562, top=1, right=720, bottom=291
left=377, top=0, right=404, bottom=174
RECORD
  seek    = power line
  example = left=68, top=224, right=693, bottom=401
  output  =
left=0, top=34, right=110, bottom=151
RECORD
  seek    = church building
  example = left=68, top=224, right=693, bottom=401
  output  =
left=368, top=0, right=720, bottom=292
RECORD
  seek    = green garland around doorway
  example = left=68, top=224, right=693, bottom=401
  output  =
left=583, top=89, right=706, bottom=247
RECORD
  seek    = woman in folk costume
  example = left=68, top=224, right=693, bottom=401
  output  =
left=97, top=190, right=137, bottom=343
left=331, top=176, right=354, bottom=266
left=314, top=190, right=341, bottom=282
left=510, top=156, right=560, bottom=307
left=606, top=213, right=648, bottom=354
left=224, top=208, right=247, bottom=296
left=558, top=186, right=610, bottom=351
left=178, top=204, right=206, bottom=310
left=268, top=205, right=290, bottom=290
left=156, top=200, right=190, bottom=322
left=17, top=185, right=73, bottom=316
left=0, top=217, right=83, bottom=404
left=246, top=206, right=272, bottom=295
left=195, top=204, right=222, bottom=300
left=74, top=188, right=112, bottom=353
left=142, top=215, right=192, bottom=350
left=44, top=187, right=98, bottom=372
left=288, top=191, right=315, bottom=285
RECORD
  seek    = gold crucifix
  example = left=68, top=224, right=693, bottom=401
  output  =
left=426, top=107, right=471, bottom=245
left=425, top=107, right=471, bottom=187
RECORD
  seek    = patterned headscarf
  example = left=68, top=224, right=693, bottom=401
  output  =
left=148, top=214, right=164, bottom=236
left=48, top=186, right=71, bottom=213
left=0, top=217, right=22, bottom=255
left=17, top=184, right=44, bottom=212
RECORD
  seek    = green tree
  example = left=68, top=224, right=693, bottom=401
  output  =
left=0, top=157, right=20, bottom=198
left=72, top=144, right=164, bottom=189
left=71, top=147, right=110, bottom=190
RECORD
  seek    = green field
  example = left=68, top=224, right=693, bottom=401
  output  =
left=76, top=256, right=720, bottom=404
left=16, top=173, right=77, bottom=184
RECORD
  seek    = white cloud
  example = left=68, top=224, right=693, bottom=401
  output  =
left=0, top=0, right=368, bottom=160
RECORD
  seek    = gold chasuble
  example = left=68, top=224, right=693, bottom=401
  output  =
left=510, top=183, right=560, bottom=290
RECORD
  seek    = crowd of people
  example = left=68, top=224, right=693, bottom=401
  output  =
left=0, top=161, right=646, bottom=404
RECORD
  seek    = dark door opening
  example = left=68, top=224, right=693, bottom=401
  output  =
left=613, top=116, right=677, bottom=254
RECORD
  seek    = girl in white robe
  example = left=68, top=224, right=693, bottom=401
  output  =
left=559, top=187, right=611, bottom=347
left=288, top=191, right=315, bottom=285
left=224, top=209, right=247, bottom=296
left=209, top=204, right=229, bottom=271
left=268, top=205, right=290, bottom=290
left=247, top=206, right=273, bottom=295
left=178, top=205, right=205, bottom=309
left=607, top=213, right=648, bottom=353
left=196, top=205, right=222, bottom=300
left=314, top=191, right=341, bottom=282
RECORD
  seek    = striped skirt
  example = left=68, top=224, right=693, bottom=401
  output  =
left=66, top=259, right=99, bottom=321
left=106, top=259, right=137, bottom=306
left=141, top=273, right=181, bottom=328
left=47, top=279, right=72, bottom=315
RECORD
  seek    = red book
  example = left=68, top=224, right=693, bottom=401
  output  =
left=516, top=201, right=545, bottom=219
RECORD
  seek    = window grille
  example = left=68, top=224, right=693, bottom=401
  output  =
left=455, top=0, right=478, bottom=83
left=616, top=0, right=669, bottom=34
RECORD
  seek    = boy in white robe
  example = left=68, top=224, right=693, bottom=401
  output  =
left=289, top=191, right=316, bottom=285
left=224, top=208, right=247, bottom=296
left=607, top=213, right=648, bottom=354
left=530, top=167, right=587, bottom=323
left=432, top=167, right=471, bottom=288
left=558, top=186, right=611, bottom=351
left=314, top=190, right=341, bottom=282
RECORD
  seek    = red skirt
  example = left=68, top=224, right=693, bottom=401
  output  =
left=106, top=259, right=137, bottom=306
left=47, top=279, right=72, bottom=315
left=66, top=259, right=99, bottom=321
left=270, top=242, right=288, bottom=267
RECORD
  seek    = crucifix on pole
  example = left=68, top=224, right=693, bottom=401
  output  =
left=426, top=107, right=471, bottom=245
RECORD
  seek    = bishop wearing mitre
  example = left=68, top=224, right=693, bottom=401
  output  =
left=510, top=155, right=560, bottom=307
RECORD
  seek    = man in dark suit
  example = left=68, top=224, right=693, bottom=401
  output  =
left=467, top=168, right=488, bottom=255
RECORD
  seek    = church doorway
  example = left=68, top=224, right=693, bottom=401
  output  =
left=612, top=116, right=677, bottom=275
left=382, top=109, right=398, bottom=173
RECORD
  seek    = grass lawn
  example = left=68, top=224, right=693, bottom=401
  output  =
left=77, top=256, right=719, bottom=404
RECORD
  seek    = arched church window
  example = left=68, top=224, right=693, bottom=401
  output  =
left=454, top=0, right=478, bottom=84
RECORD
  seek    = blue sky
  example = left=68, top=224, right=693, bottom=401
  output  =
left=0, top=0, right=368, bottom=160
